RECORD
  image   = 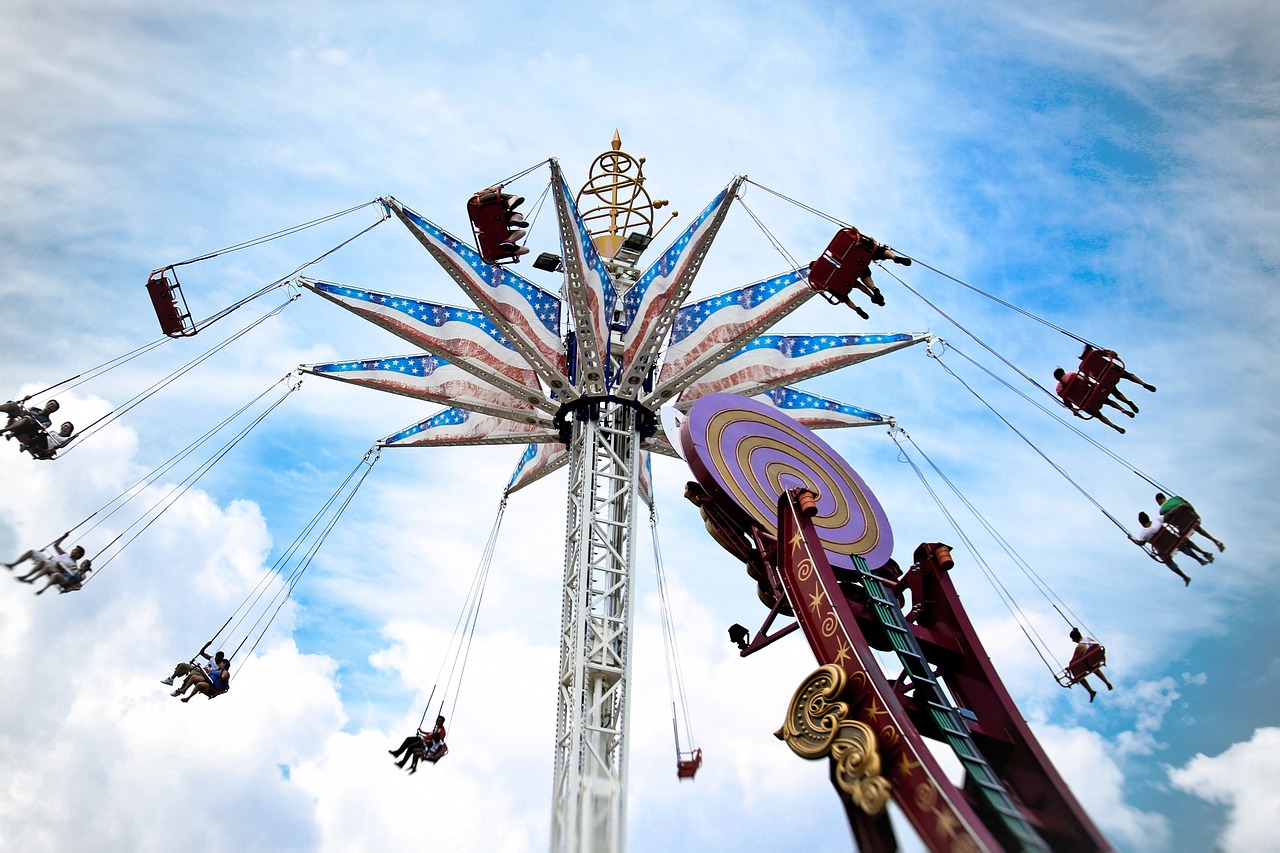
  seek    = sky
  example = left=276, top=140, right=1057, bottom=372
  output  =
left=0, top=2, right=1277, bottom=852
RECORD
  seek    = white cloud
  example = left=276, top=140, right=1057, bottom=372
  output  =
left=1168, top=728, right=1280, bottom=852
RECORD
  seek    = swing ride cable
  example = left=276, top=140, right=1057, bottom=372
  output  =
left=445, top=496, right=507, bottom=724
left=925, top=341, right=1132, bottom=536
left=742, top=178, right=1097, bottom=346
left=741, top=179, right=845, bottom=228
left=189, top=208, right=390, bottom=334
left=880, top=265, right=1064, bottom=408
left=888, top=429, right=1063, bottom=675
left=903, top=260, right=1093, bottom=345
left=892, top=428, right=1095, bottom=651
left=736, top=194, right=803, bottom=272
left=15, top=202, right=378, bottom=407
left=166, top=200, right=387, bottom=270
left=207, top=448, right=376, bottom=658
left=939, top=341, right=1171, bottom=494
left=21, top=336, right=172, bottom=402
left=60, top=293, right=300, bottom=454
left=62, top=375, right=296, bottom=543
left=233, top=448, right=381, bottom=669
left=649, top=506, right=696, bottom=756
left=417, top=504, right=501, bottom=722
left=83, top=377, right=302, bottom=578
left=489, top=158, right=553, bottom=191
left=507, top=184, right=553, bottom=255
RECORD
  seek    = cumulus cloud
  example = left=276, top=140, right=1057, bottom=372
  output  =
left=1168, top=728, right=1280, bottom=852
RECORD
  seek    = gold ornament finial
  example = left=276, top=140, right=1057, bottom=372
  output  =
left=576, top=134, right=676, bottom=261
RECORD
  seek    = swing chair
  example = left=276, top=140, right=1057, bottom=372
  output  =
left=146, top=267, right=198, bottom=338
left=1057, top=349, right=1127, bottom=420
left=1139, top=504, right=1203, bottom=564
left=1055, top=643, right=1108, bottom=689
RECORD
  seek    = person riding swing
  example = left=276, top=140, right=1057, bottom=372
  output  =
left=388, top=714, right=447, bottom=774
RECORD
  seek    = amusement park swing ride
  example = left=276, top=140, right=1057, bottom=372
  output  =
left=8, top=132, right=1223, bottom=851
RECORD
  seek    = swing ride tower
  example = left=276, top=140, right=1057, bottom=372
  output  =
left=548, top=138, right=689, bottom=852
left=296, top=134, right=939, bottom=851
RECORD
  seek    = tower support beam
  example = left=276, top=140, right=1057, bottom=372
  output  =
left=551, top=402, right=640, bottom=853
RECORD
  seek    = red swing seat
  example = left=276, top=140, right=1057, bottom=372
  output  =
left=467, top=187, right=526, bottom=266
left=1058, top=350, right=1124, bottom=417
left=423, top=742, right=448, bottom=764
left=1056, top=644, right=1107, bottom=687
left=146, top=267, right=198, bottom=338
left=807, top=228, right=878, bottom=305
left=1144, top=506, right=1201, bottom=562
left=676, top=747, right=702, bottom=780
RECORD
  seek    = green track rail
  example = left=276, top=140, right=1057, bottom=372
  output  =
left=854, top=556, right=1050, bottom=853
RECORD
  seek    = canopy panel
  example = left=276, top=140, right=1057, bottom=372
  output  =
left=551, top=160, right=616, bottom=395
left=645, top=268, right=813, bottom=407
left=381, top=408, right=560, bottom=448
left=676, top=332, right=929, bottom=405
left=613, top=178, right=743, bottom=399
left=386, top=197, right=573, bottom=400
left=302, top=278, right=552, bottom=412
left=301, top=355, right=549, bottom=426
left=755, top=386, right=892, bottom=429
left=506, top=442, right=570, bottom=495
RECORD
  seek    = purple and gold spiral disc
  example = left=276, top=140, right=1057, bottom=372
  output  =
left=682, top=393, right=893, bottom=569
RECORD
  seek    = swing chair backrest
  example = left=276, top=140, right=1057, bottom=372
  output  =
left=824, top=227, right=877, bottom=270
left=807, top=228, right=876, bottom=303
left=425, top=742, right=448, bottom=763
left=145, top=268, right=198, bottom=338
left=1062, top=350, right=1123, bottom=415
left=1146, top=511, right=1200, bottom=561
left=1064, top=644, right=1106, bottom=683
left=1161, top=505, right=1200, bottom=538
left=676, top=747, right=703, bottom=780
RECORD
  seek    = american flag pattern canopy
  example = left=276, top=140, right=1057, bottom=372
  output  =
left=551, top=160, right=616, bottom=395
left=300, top=355, right=549, bottom=426
left=645, top=269, right=814, bottom=408
left=301, top=278, right=553, bottom=412
left=757, top=386, right=892, bottom=429
left=299, top=164, right=924, bottom=496
left=386, top=197, right=573, bottom=400
left=613, top=177, right=743, bottom=399
left=506, top=442, right=571, bottom=494
left=675, top=332, right=929, bottom=406
left=382, top=407, right=559, bottom=448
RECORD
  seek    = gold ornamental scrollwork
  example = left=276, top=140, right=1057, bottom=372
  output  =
left=774, top=664, right=892, bottom=816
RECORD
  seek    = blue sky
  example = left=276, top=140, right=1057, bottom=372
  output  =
left=1, top=2, right=1277, bottom=851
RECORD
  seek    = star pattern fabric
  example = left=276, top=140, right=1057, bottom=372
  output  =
left=303, top=279, right=543, bottom=394
left=553, top=166, right=616, bottom=393
left=617, top=184, right=734, bottom=376
left=757, top=386, right=889, bottom=428
left=676, top=332, right=927, bottom=406
left=390, top=200, right=568, bottom=384
left=304, top=355, right=541, bottom=423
